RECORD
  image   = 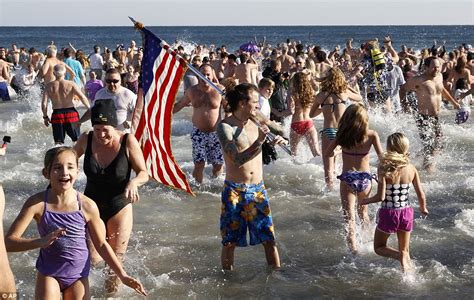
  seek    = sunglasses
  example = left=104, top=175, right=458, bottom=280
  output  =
left=106, top=79, right=120, bottom=84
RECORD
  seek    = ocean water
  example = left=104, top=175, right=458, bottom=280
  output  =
left=0, top=25, right=473, bottom=54
left=0, top=26, right=473, bottom=298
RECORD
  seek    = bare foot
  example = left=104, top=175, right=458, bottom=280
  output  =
left=400, top=252, right=413, bottom=273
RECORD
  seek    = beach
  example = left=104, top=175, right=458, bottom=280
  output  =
left=0, top=26, right=473, bottom=298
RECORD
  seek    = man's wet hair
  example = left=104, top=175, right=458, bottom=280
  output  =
left=225, top=83, right=258, bottom=113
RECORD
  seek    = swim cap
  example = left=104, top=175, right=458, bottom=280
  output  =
left=91, top=99, right=118, bottom=127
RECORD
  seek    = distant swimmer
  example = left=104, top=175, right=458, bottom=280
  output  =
left=41, top=45, right=75, bottom=85
left=277, top=43, right=295, bottom=74
left=63, top=47, right=86, bottom=88
left=42, top=64, right=90, bottom=145
left=234, top=52, right=259, bottom=85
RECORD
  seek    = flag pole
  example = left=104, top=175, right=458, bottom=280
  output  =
left=129, top=17, right=292, bottom=157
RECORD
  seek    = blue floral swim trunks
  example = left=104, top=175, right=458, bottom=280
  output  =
left=191, top=126, right=224, bottom=165
left=220, top=180, right=275, bottom=247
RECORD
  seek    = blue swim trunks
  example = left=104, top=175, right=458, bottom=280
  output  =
left=220, top=180, right=275, bottom=247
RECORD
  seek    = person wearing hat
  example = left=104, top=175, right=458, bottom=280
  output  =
left=73, top=99, right=148, bottom=294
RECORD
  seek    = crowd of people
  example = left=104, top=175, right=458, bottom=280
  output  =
left=0, top=36, right=472, bottom=298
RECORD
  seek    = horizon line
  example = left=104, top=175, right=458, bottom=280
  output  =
left=1, top=24, right=472, bottom=27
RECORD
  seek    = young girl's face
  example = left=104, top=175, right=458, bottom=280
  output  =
left=47, top=151, right=79, bottom=191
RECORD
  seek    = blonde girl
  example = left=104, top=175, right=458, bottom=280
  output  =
left=360, top=132, right=428, bottom=271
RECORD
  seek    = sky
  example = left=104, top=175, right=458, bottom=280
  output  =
left=0, top=0, right=472, bottom=26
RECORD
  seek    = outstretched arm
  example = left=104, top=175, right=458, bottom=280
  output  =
left=5, top=195, right=65, bottom=252
left=383, top=36, right=399, bottom=64
left=442, top=87, right=460, bottom=109
left=173, top=90, right=192, bottom=113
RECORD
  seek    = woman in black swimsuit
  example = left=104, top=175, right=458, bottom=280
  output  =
left=73, top=99, right=148, bottom=294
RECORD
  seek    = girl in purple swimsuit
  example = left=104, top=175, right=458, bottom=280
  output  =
left=325, top=103, right=383, bottom=254
left=360, top=133, right=428, bottom=272
left=5, top=147, right=147, bottom=298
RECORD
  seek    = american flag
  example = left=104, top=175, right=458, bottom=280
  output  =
left=134, top=27, right=194, bottom=195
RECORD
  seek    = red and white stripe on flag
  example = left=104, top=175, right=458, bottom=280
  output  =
left=134, top=28, right=194, bottom=195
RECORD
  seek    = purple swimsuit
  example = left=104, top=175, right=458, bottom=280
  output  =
left=337, top=170, right=377, bottom=193
left=36, top=190, right=90, bottom=291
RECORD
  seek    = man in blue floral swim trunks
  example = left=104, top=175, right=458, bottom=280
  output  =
left=174, top=64, right=224, bottom=183
left=216, top=83, right=287, bottom=270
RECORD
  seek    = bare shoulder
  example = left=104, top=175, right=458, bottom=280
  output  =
left=77, top=131, right=91, bottom=144
left=216, top=119, right=234, bottom=137
left=217, top=119, right=231, bottom=131
left=408, top=163, right=418, bottom=174
left=23, top=192, right=46, bottom=214
left=74, top=131, right=91, bottom=151
left=368, top=129, right=379, bottom=139
left=79, top=194, right=99, bottom=216
left=125, top=132, right=140, bottom=148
